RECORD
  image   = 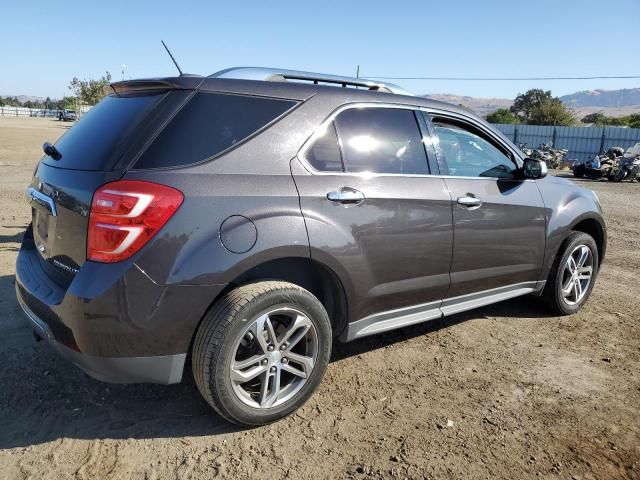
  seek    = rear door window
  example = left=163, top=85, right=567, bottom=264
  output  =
left=134, top=92, right=296, bottom=169
left=334, top=108, right=429, bottom=175
left=43, top=93, right=165, bottom=171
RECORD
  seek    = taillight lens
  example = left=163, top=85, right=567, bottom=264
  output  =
left=88, top=180, right=184, bottom=263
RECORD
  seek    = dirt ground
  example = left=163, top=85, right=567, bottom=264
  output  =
left=0, top=117, right=638, bottom=480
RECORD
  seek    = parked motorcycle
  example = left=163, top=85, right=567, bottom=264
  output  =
left=613, top=156, right=640, bottom=182
left=611, top=144, right=640, bottom=182
left=526, top=143, right=567, bottom=169
left=538, top=143, right=568, bottom=169
left=573, top=147, right=624, bottom=180
left=517, top=142, right=533, bottom=157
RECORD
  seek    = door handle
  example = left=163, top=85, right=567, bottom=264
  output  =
left=326, top=188, right=365, bottom=205
left=457, top=194, right=482, bottom=208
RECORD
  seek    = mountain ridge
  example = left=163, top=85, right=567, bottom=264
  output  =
left=422, top=88, right=640, bottom=117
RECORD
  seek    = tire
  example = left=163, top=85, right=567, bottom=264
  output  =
left=613, top=169, right=627, bottom=182
left=192, top=281, right=332, bottom=426
left=573, top=164, right=585, bottom=178
left=541, top=232, right=599, bottom=315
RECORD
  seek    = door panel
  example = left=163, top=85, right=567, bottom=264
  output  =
left=291, top=160, right=453, bottom=322
left=425, top=113, right=547, bottom=299
left=443, top=177, right=546, bottom=298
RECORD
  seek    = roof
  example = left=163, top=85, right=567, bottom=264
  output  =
left=110, top=69, right=482, bottom=121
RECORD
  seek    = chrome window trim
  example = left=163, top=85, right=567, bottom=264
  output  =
left=296, top=102, right=531, bottom=181
left=298, top=102, right=435, bottom=178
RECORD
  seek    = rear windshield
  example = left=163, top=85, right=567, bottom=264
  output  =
left=133, top=92, right=296, bottom=170
left=44, top=93, right=165, bottom=171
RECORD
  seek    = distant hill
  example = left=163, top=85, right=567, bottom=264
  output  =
left=422, top=94, right=512, bottom=116
left=1, top=95, right=47, bottom=103
left=423, top=89, right=640, bottom=118
left=560, top=88, right=640, bottom=108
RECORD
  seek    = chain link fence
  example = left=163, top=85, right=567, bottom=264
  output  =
left=0, top=104, right=92, bottom=118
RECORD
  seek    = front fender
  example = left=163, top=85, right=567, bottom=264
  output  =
left=537, top=177, right=606, bottom=281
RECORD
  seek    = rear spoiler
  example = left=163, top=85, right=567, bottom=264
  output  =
left=110, top=76, right=204, bottom=96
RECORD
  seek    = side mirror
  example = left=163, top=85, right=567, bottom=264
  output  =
left=522, top=158, right=547, bottom=179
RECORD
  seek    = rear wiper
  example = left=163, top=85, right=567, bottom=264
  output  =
left=43, top=142, right=62, bottom=160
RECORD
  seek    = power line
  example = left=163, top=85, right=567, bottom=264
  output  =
left=364, top=74, right=640, bottom=81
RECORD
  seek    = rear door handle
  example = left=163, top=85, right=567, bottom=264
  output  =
left=457, top=194, right=482, bottom=209
left=327, top=188, right=365, bottom=205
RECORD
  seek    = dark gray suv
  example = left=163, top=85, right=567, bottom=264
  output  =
left=16, top=67, right=606, bottom=425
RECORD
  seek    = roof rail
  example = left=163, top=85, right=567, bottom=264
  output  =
left=209, top=67, right=413, bottom=96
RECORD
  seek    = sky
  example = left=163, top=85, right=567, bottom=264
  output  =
left=1, top=0, right=639, bottom=100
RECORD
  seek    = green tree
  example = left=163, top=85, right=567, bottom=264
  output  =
left=528, top=98, right=576, bottom=126
left=628, top=114, right=640, bottom=129
left=485, top=108, right=519, bottom=124
left=581, top=112, right=608, bottom=125
left=510, top=89, right=553, bottom=122
left=68, top=71, right=112, bottom=105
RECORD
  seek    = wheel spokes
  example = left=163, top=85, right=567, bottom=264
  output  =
left=286, top=351, right=315, bottom=375
left=231, top=358, right=268, bottom=383
left=576, top=246, right=590, bottom=268
left=253, top=313, right=277, bottom=353
left=562, top=277, right=574, bottom=297
left=279, top=314, right=311, bottom=350
left=281, top=362, right=307, bottom=379
left=259, top=367, right=281, bottom=407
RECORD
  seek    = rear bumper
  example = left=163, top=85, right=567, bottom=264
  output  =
left=15, top=231, right=226, bottom=384
left=17, top=288, right=185, bottom=384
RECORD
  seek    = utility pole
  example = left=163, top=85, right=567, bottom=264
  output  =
left=121, top=64, right=126, bottom=81
left=356, top=65, right=360, bottom=79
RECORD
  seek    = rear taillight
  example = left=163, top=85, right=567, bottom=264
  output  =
left=88, top=180, right=183, bottom=263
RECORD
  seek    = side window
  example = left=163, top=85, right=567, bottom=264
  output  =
left=432, top=120, right=517, bottom=178
left=334, top=108, right=429, bottom=175
left=305, top=122, right=343, bottom=172
left=135, top=92, right=296, bottom=169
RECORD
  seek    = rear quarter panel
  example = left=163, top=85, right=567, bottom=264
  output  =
left=122, top=98, right=333, bottom=287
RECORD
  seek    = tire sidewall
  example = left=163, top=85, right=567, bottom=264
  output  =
left=212, top=287, right=331, bottom=425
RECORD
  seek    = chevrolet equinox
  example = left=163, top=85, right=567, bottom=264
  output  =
left=16, top=67, right=606, bottom=425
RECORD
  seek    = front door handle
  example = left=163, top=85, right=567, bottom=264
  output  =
left=327, top=188, right=365, bottom=205
left=457, top=194, right=482, bottom=209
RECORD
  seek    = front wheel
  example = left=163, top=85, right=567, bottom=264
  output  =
left=192, top=281, right=332, bottom=425
left=541, top=232, right=599, bottom=315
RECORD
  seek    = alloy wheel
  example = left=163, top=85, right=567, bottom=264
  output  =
left=561, top=245, right=593, bottom=306
left=229, top=308, right=318, bottom=408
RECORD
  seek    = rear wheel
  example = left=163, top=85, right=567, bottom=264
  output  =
left=613, top=169, right=627, bottom=182
left=541, top=232, right=599, bottom=315
left=573, top=164, right=585, bottom=178
left=192, top=281, right=332, bottom=425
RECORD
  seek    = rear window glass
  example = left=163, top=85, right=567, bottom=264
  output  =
left=44, top=93, right=164, bottom=171
left=134, top=92, right=296, bottom=169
